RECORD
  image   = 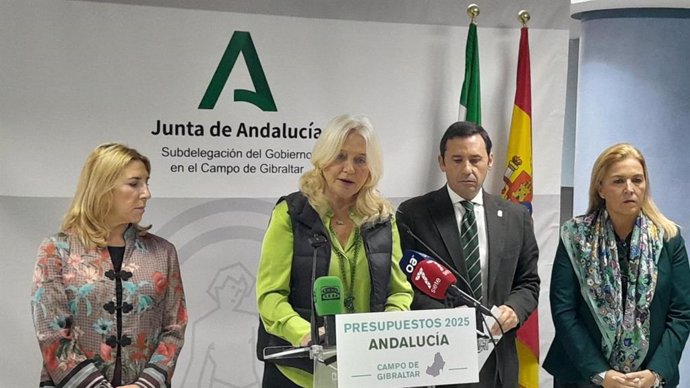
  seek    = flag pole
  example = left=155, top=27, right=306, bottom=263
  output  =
left=518, top=10, right=531, bottom=27
left=467, top=3, right=480, bottom=24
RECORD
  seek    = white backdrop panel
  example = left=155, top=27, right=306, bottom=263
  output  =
left=1, top=0, right=567, bottom=199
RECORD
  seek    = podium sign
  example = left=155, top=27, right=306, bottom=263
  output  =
left=336, top=308, right=478, bottom=387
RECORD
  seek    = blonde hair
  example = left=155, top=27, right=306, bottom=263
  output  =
left=299, top=114, right=392, bottom=224
left=587, top=143, right=677, bottom=239
left=62, top=143, right=152, bottom=248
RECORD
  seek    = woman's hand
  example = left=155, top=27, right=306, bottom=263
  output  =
left=299, top=332, right=311, bottom=347
left=603, top=369, right=634, bottom=387
left=299, top=327, right=325, bottom=347
left=624, top=370, right=656, bottom=387
left=603, top=369, right=656, bottom=388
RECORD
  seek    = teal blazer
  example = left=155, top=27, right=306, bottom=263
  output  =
left=543, top=233, right=690, bottom=387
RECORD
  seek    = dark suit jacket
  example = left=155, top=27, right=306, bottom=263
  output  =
left=543, top=233, right=690, bottom=387
left=396, top=187, right=540, bottom=388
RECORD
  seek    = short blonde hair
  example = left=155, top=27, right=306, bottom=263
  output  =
left=588, top=143, right=677, bottom=239
left=299, top=114, right=392, bottom=224
left=62, top=143, right=152, bottom=248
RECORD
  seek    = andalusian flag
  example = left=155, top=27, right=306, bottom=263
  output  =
left=501, top=27, right=539, bottom=388
left=459, top=22, right=480, bottom=124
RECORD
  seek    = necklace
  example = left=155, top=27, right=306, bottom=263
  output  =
left=332, top=227, right=360, bottom=313
left=331, top=210, right=353, bottom=227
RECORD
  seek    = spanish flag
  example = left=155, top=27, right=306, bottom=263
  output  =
left=501, top=26, right=539, bottom=388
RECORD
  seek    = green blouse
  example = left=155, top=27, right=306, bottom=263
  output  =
left=256, top=200, right=413, bottom=387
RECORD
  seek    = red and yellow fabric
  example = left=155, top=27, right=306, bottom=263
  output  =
left=501, top=26, right=539, bottom=388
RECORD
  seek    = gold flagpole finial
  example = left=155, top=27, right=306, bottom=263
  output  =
left=467, top=4, right=480, bottom=24
left=518, top=10, right=530, bottom=27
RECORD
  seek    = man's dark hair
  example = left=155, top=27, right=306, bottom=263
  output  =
left=439, top=121, right=492, bottom=158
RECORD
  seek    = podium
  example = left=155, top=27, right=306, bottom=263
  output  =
left=262, top=344, right=338, bottom=388
left=312, top=345, right=338, bottom=388
left=264, top=307, right=499, bottom=387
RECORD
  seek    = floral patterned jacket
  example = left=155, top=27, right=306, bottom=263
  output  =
left=31, top=227, right=187, bottom=387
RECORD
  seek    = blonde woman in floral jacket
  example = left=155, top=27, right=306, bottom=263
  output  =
left=31, top=143, right=187, bottom=388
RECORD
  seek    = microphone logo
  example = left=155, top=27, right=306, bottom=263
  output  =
left=319, top=286, right=341, bottom=301
left=401, top=249, right=431, bottom=277
left=414, top=267, right=443, bottom=295
left=404, top=256, right=419, bottom=275
left=431, top=278, right=442, bottom=294
left=413, top=267, right=433, bottom=292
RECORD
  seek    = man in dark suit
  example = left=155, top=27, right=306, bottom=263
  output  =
left=396, top=121, right=540, bottom=388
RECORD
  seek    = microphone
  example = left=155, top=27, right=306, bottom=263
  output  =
left=399, top=249, right=432, bottom=278
left=313, top=276, right=344, bottom=347
left=409, top=258, right=494, bottom=317
left=309, top=233, right=328, bottom=347
left=397, top=222, right=478, bottom=304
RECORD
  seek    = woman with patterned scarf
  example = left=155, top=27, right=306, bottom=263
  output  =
left=544, top=143, right=690, bottom=388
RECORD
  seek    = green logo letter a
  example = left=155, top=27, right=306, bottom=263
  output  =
left=199, top=31, right=277, bottom=111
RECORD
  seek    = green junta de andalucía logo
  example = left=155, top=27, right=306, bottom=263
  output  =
left=199, top=31, right=277, bottom=112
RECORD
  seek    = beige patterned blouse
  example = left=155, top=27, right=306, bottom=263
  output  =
left=31, top=226, right=187, bottom=388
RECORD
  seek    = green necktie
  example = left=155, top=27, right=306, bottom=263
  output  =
left=460, top=200, right=481, bottom=299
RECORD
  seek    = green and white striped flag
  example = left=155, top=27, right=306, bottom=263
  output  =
left=459, top=22, right=481, bottom=124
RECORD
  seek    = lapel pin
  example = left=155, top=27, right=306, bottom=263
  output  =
left=497, top=210, right=503, bottom=218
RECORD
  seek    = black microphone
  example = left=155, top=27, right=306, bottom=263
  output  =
left=397, top=221, right=477, bottom=299
left=308, top=233, right=328, bottom=347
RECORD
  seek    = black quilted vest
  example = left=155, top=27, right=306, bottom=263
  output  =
left=256, top=192, right=392, bottom=373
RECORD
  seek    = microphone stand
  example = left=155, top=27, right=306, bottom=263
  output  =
left=308, top=234, right=338, bottom=387
left=446, top=288, right=501, bottom=349
left=308, top=234, right=328, bottom=348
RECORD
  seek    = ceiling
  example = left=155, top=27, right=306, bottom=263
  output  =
left=76, top=0, right=572, bottom=30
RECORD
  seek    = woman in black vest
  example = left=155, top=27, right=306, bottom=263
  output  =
left=256, top=114, right=414, bottom=387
